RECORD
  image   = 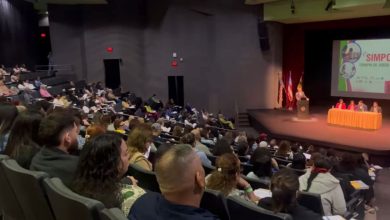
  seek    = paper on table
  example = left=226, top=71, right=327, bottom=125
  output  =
left=303, top=153, right=311, bottom=160
left=350, top=180, right=369, bottom=190
left=373, top=165, right=383, bottom=170
left=254, top=188, right=272, bottom=198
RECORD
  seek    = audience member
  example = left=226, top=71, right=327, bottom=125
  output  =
left=247, top=147, right=273, bottom=185
left=0, top=104, right=19, bottom=152
left=212, top=138, right=233, bottom=156
left=206, top=153, right=259, bottom=203
left=129, top=144, right=218, bottom=220
left=180, top=133, right=212, bottom=167
left=72, top=133, right=145, bottom=215
left=4, top=111, right=43, bottom=169
left=275, top=140, right=292, bottom=159
left=127, top=124, right=153, bottom=171
left=30, top=111, right=79, bottom=186
left=191, top=128, right=212, bottom=155
left=258, top=169, right=322, bottom=220
left=299, top=155, right=346, bottom=216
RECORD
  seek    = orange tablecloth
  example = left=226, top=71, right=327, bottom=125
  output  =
left=327, top=109, right=382, bottom=130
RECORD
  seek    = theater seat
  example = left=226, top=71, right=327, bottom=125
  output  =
left=200, top=189, right=230, bottom=220
left=0, top=155, right=26, bottom=220
left=242, top=175, right=269, bottom=189
left=127, top=164, right=160, bottom=193
left=273, top=157, right=291, bottom=166
left=297, top=191, right=324, bottom=215
left=99, top=208, right=127, bottom=220
left=1, top=159, right=55, bottom=220
left=280, top=165, right=306, bottom=176
left=227, top=196, right=292, bottom=220
left=43, top=177, right=105, bottom=220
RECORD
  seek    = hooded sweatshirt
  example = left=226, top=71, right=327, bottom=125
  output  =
left=299, top=170, right=347, bottom=216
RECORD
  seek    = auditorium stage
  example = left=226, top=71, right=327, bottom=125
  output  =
left=248, top=108, right=390, bottom=166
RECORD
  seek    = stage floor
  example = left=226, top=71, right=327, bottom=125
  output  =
left=248, top=109, right=390, bottom=156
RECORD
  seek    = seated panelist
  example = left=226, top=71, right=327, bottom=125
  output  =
left=370, top=101, right=382, bottom=113
left=356, top=100, right=368, bottom=112
left=335, top=99, right=346, bottom=110
left=347, top=100, right=356, bottom=111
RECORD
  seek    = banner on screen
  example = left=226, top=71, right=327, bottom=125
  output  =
left=331, top=39, right=390, bottom=100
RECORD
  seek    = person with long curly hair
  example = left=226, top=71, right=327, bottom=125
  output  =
left=206, top=153, right=259, bottom=203
left=72, top=132, right=145, bottom=215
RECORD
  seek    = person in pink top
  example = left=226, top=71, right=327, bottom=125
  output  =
left=39, top=85, right=52, bottom=99
left=335, top=99, right=346, bottom=110
left=347, top=100, right=356, bottom=111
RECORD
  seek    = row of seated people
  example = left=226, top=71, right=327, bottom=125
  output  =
left=334, top=98, right=382, bottom=113
left=0, top=98, right=375, bottom=220
left=0, top=64, right=30, bottom=76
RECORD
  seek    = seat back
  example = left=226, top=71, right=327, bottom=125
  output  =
left=227, top=196, right=292, bottom=220
left=280, top=165, right=306, bottom=176
left=99, top=208, right=128, bottom=220
left=0, top=155, right=26, bottom=220
left=127, top=164, right=160, bottom=193
left=1, top=159, right=55, bottom=220
left=297, top=191, right=324, bottom=215
left=200, top=189, right=230, bottom=220
left=242, top=175, right=269, bottom=189
left=43, top=177, right=105, bottom=220
left=273, top=157, right=291, bottom=166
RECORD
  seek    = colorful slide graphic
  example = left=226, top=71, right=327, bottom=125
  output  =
left=337, top=39, right=390, bottom=94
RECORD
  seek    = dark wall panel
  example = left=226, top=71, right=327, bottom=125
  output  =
left=49, top=0, right=283, bottom=115
left=0, top=0, right=39, bottom=68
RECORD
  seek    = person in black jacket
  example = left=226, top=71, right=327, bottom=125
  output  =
left=258, top=169, right=322, bottom=220
left=30, top=110, right=79, bottom=187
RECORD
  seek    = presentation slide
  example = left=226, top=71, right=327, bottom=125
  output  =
left=331, top=39, right=390, bottom=100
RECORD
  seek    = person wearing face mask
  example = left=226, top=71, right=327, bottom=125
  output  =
left=72, top=133, right=145, bottom=215
left=127, top=124, right=153, bottom=171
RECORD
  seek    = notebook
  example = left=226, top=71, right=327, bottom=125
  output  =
left=350, top=180, right=369, bottom=190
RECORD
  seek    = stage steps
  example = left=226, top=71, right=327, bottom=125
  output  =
left=237, top=112, right=251, bottom=127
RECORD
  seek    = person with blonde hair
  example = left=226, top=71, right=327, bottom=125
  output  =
left=127, top=124, right=153, bottom=171
left=206, top=153, right=259, bottom=203
left=129, top=144, right=217, bottom=219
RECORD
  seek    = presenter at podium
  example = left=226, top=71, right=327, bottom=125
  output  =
left=296, top=85, right=310, bottom=119
left=295, top=85, right=308, bottom=101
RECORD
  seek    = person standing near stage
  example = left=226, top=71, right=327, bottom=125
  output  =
left=295, top=85, right=308, bottom=101
left=370, top=101, right=382, bottom=113
left=356, top=100, right=368, bottom=112
left=335, top=99, right=346, bottom=110
left=347, top=100, right=356, bottom=111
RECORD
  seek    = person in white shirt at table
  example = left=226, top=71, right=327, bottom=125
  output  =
left=370, top=101, right=382, bottom=113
